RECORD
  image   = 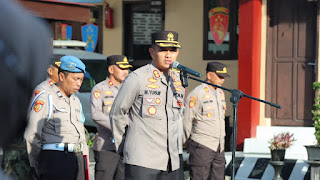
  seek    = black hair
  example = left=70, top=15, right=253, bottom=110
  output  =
left=58, top=67, right=70, bottom=77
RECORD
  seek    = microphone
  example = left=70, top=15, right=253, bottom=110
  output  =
left=172, top=61, right=202, bottom=77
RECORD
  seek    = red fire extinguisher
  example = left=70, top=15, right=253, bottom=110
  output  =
left=105, top=3, right=113, bottom=28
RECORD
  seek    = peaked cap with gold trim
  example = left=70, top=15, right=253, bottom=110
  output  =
left=151, top=31, right=181, bottom=48
left=107, top=55, right=132, bottom=69
left=50, top=54, right=63, bottom=67
left=206, top=62, right=230, bottom=77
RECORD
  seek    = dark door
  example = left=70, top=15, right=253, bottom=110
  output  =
left=266, top=0, right=317, bottom=126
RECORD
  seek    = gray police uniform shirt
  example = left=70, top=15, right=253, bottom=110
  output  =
left=183, top=83, right=226, bottom=152
left=110, top=63, right=185, bottom=171
left=25, top=84, right=88, bottom=168
left=32, top=78, right=54, bottom=96
left=91, top=78, right=120, bottom=151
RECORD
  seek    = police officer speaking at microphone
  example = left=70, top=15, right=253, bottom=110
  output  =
left=110, top=31, right=185, bottom=180
left=183, top=62, right=230, bottom=180
left=25, top=56, right=88, bottom=180
left=91, top=55, right=132, bottom=180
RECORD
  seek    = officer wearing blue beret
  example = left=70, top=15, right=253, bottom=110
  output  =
left=25, top=55, right=89, bottom=180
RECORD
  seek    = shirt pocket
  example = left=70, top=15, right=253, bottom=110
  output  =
left=103, top=98, right=114, bottom=113
left=141, top=95, right=162, bottom=120
left=201, top=103, right=215, bottom=121
left=52, top=107, right=68, bottom=133
left=45, top=116, right=62, bottom=134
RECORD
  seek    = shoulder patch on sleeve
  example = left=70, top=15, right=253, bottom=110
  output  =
left=93, top=90, right=101, bottom=99
left=34, top=100, right=44, bottom=112
left=189, top=100, right=196, bottom=108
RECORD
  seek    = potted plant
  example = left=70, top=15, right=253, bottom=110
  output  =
left=305, top=82, right=320, bottom=161
left=269, top=132, right=296, bottom=161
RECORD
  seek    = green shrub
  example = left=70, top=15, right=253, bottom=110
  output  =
left=312, top=82, right=320, bottom=145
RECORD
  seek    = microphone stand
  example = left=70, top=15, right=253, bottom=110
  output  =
left=180, top=72, right=281, bottom=180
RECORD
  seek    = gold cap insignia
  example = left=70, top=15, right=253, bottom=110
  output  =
left=216, top=67, right=228, bottom=74
left=167, top=32, right=174, bottom=41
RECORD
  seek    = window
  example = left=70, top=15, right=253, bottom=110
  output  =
left=79, top=61, right=108, bottom=92
left=203, top=0, right=238, bottom=60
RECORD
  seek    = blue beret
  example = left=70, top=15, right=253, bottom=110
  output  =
left=59, top=56, right=86, bottom=73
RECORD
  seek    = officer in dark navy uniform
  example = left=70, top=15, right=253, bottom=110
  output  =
left=25, top=56, right=88, bottom=180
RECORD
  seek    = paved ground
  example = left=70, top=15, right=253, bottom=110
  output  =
left=87, top=151, right=312, bottom=180
left=0, top=149, right=313, bottom=180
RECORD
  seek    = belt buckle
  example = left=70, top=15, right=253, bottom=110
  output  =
left=73, top=143, right=82, bottom=153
